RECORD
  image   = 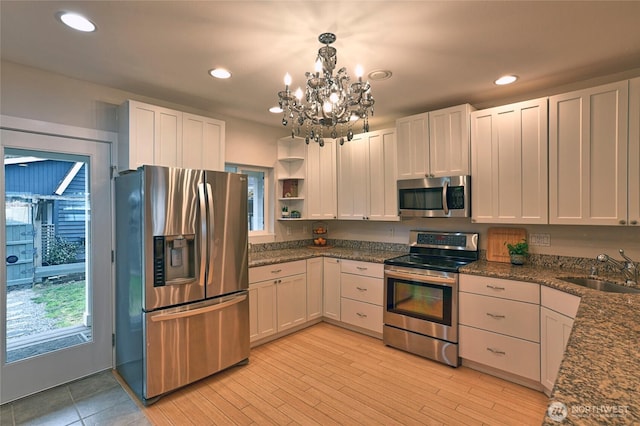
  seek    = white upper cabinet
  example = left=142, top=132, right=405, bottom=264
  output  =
left=396, top=112, right=429, bottom=179
left=337, top=128, right=398, bottom=221
left=549, top=81, right=629, bottom=225
left=306, top=138, right=338, bottom=220
left=182, top=112, right=225, bottom=171
left=428, top=104, right=474, bottom=176
left=396, top=104, right=474, bottom=180
left=471, top=98, right=548, bottom=224
left=628, top=77, right=640, bottom=226
left=118, top=100, right=225, bottom=172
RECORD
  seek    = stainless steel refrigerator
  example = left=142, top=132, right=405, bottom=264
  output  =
left=115, top=165, right=249, bottom=405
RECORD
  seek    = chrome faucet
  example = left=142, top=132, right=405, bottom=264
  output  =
left=596, top=249, right=638, bottom=286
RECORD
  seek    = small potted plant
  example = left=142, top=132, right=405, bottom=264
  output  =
left=505, top=239, right=528, bottom=265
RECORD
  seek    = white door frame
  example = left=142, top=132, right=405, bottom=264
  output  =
left=1, top=115, right=117, bottom=404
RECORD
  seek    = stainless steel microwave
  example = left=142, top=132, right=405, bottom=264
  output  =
left=398, top=175, right=470, bottom=218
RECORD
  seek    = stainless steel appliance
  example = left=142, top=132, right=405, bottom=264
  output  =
left=383, top=230, right=478, bottom=367
left=115, top=165, right=249, bottom=405
left=398, top=175, right=470, bottom=218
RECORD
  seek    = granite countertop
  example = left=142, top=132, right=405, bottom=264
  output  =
left=249, top=246, right=406, bottom=267
left=250, top=248, right=640, bottom=424
left=461, top=261, right=640, bottom=425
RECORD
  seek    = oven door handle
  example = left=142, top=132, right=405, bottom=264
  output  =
left=385, top=270, right=456, bottom=287
left=442, top=180, right=449, bottom=216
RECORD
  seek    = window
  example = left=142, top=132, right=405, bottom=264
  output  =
left=225, top=164, right=272, bottom=236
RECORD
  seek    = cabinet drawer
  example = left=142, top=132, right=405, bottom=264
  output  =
left=460, top=325, right=540, bottom=381
left=460, top=275, right=540, bottom=303
left=340, top=260, right=383, bottom=278
left=340, top=298, right=383, bottom=334
left=459, top=292, right=540, bottom=342
left=541, top=286, right=580, bottom=318
left=249, top=260, right=306, bottom=283
left=341, top=274, right=383, bottom=305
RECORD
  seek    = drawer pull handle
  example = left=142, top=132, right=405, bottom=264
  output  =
left=486, top=285, right=505, bottom=290
left=356, top=312, right=368, bottom=318
left=271, top=269, right=282, bottom=274
left=357, top=266, right=368, bottom=271
left=486, top=347, right=506, bottom=355
left=356, top=287, right=367, bottom=292
left=486, top=313, right=506, bottom=319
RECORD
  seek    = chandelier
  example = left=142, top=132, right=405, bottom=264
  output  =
left=277, top=33, right=375, bottom=146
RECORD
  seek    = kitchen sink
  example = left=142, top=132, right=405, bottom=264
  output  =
left=559, top=277, right=640, bottom=294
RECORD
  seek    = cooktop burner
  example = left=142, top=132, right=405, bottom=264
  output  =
left=384, top=230, right=479, bottom=272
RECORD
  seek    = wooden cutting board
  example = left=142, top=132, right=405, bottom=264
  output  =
left=487, top=227, right=527, bottom=263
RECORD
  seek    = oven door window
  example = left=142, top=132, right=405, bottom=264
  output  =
left=387, top=277, right=452, bottom=326
left=398, top=187, right=443, bottom=210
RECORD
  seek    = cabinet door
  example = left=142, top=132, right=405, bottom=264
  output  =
left=337, top=135, right=369, bottom=220
left=249, top=280, right=277, bottom=342
left=471, top=98, right=548, bottom=224
left=307, top=138, right=337, bottom=219
left=540, top=306, right=574, bottom=392
left=182, top=113, right=225, bottom=171
left=629, top=77, right=640, bottom=226
left=429, top=104, right=473, bottom=176
left=368, top=129, right=398, bottom=221
left=154, top=106, right=182, bottom=168
left=323, top=258, right=341, bottom=321
left=549, top=81, right=628, bottom=225
left=276, top=273, right=307, bottom=331
left=306, top=258, right=323, bottom=321
left=396, top=113, right=429, bottom=180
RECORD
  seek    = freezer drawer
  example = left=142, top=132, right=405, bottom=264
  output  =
left=144, top=291, right=249, bottom=399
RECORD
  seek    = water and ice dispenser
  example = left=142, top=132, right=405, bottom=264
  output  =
left=153, top=235, right=196, bottom=286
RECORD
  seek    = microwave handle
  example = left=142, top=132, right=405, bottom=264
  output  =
left=442, top=180, right=449, bottom=215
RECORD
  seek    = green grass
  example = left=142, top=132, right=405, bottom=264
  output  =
left=32, top=281, right=86, bottom=327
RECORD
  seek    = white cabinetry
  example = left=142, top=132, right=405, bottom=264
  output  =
left=306, top=257, right=323, bottom=321
left=248, top=260, right=307, bottom=343
left=549, top=80, right=629, bottom=225
left=323, top=258, right=341, bottom=321
left=276, top=137, right=306, bottom=220
left=339, top=260, right=384, bottom=335
left=306, top=138, right=337, bottom=219
left=471, top=98, right=548, bottom=224
left=337, top=128, right=398, bottom=221
left=459, top=275, right=540, bottom=382
left=396, top=112, right=429, bottom=179
left=627, top=77, right=640, bottom=226
left=118, top=100, right=224, bottom=172
left=396, top=104, right=474, bottom=180
left=540, top=286, right=580, bottom=395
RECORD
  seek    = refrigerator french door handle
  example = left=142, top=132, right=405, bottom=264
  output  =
left=198, top=182, right=207, bottom=284
left=150, top=293, right=247, bottom=322
left=205, top=182, right=215, bottom=287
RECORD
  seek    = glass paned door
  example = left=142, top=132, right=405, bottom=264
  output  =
left=1, top=129, right=112, bottom=403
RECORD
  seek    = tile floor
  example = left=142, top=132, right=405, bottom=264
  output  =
left=0, top=370, right=149, bottom=426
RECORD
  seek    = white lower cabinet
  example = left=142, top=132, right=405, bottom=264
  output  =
left=323, top=258, right=341, bottom=321
left=339, top=260, right=384, bottom=334
left=306, top=257, right=323, bottom=321
left=249, top=260, right=307, bottom=343
left=459, top=275, right=540, bottom=383
left=540, top=286, right=580, bottom=395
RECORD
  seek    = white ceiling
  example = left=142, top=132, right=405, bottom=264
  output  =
left=2, top=1, right=640, bottom=131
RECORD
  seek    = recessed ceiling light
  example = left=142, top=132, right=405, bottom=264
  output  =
left=57, top=12, right=96, bottom=32
left=495, top=75, right=518, bottom=85
left=209, top=68, right=232, bottom=79
left=269, top=106, right=283, bottom=114
left=368, top=69, right=393, bottom=81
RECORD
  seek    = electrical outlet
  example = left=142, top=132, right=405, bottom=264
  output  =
left=529, top=233, right=550, bottom=246
left=286, top=225, right=291, bottom=236
left=388, top=227, right=395, bottom=237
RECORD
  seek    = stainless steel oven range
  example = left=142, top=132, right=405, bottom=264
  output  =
left=383, top=230, right=478, bottom=367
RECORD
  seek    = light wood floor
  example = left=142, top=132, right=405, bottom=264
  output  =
left=142, top=323, right=549, bottom=425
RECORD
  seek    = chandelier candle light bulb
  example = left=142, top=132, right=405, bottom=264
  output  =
left=277, top=32, right=376, bottom=146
